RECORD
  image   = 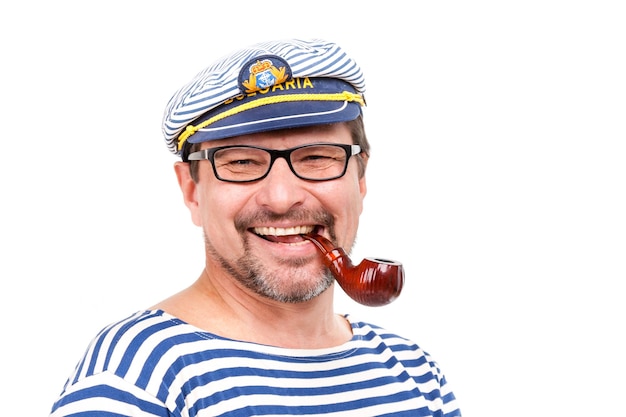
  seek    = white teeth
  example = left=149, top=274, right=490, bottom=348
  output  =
left=253, top=225, right=315, bottom=236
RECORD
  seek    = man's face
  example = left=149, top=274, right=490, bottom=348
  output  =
left=178, top=122, right=367, bottom=303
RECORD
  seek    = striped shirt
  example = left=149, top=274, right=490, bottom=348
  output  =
left=50, top=309, right=461, bottom=416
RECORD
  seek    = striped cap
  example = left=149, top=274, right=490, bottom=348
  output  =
left=161, top=38, right=366, bottom=157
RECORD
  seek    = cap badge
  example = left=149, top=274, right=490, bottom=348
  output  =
left=239, top=55, right=292, bottom=94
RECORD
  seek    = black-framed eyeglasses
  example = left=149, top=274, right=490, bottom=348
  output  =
left=187, top=143, right=362, bottom=183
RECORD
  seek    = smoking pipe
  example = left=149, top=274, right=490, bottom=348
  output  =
left=301, top=233, right=404, bottom=307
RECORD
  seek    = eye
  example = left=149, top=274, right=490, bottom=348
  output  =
left=215, top=148, right=267, bottom=168
left=294, top=146, right=345, bottom=166
left=301, top=153, right=333, bottom=162
left=227, top=158, right=258, bottom=166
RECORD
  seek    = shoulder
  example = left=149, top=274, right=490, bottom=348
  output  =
left=346, top=315, right=443, bottom=375
left=347, top=315, right=419, bottom=349
left=51, top=310, right=190, bottom=415
left=90, top=310, right=188, bottom=355
left=346, top=315, right=461, bottom=412
left=66, top=310, right=209, bottom=381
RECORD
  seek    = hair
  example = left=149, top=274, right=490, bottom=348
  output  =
left=182, top=115, right=370, bottom=183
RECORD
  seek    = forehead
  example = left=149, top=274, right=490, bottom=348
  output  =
left=199, top=123, right=352, bottom=149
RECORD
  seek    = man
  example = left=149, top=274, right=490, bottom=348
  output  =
left=50, top=38, right=461, bottom=416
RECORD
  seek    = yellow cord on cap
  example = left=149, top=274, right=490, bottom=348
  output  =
left=177, top=91, right=365, bottom=150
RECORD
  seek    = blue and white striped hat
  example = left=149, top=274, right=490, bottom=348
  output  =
left=162, top=38, right=366, bottom=157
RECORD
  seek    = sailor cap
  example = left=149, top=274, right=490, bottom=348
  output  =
left=161, top=38, right=366, bottom=157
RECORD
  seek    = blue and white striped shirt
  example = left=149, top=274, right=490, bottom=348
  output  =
left=50, top=309, right=461, bottom=416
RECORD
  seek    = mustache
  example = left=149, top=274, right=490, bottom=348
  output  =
left=234, top=208, right=335, bottom=234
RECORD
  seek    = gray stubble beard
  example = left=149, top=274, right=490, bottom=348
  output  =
left=203, top=231, right=335, bottom=303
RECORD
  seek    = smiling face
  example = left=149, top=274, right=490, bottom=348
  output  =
left=175, top=122, right=368, bottom=303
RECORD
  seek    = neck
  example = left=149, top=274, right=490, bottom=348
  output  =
left=151, top=268, right=353, bottom=349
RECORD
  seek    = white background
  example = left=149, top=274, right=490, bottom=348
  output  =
left=1, top=1, right=624, bottom=416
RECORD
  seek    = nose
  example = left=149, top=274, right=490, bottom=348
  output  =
left=254, top=157, right=307, bottom=214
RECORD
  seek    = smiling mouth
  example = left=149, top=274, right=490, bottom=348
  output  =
left=252, top=225, right=318, bottom=244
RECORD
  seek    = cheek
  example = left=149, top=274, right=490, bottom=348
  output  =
left=195, top=183, right=256, bottom=248
left=192, top=164, right=240, bottom=229
left=320, top=174, right=366, bottom=227
left=196, top=186, right=233, bottom=227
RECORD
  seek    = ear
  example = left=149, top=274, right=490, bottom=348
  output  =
left=358, top=154, right=368, bottom=200
left=174, top=162, right=202, bottom=226
left=359, top=174, right=367, bottom=200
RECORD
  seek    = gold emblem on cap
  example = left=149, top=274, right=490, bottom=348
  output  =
left=242, top=59, right=289, bottom=94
